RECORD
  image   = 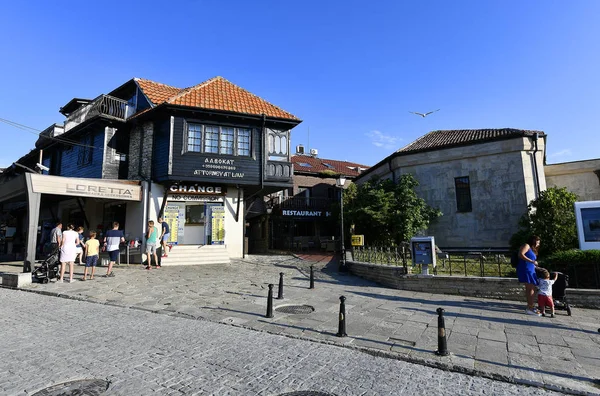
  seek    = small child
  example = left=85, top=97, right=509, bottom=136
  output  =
left=83, top=231, right=100, bottom=280
left=538, top=269, right=558, bottom=317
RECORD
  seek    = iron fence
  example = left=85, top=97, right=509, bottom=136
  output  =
left=351, top=246, right=515, bottom=277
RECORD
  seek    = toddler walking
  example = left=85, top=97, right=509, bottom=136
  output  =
left=538, top=269, right=558, bottom=317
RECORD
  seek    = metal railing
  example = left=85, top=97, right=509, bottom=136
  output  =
left=351, top=246, right=515, bottom=277
left=272, top=196, right=334, bottom=211
left=65, top=95, right=128, bottom=131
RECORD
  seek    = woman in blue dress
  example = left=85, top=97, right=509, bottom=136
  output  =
left=517, top=235, right=541, bottom=316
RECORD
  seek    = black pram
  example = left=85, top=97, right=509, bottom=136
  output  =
left=32, top=247, right=60, bottom=283
left=551, top=272, right=572, bottom=316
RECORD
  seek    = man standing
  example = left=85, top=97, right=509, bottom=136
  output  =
left=49, top=222, right=62, bottom=252
left=158, top=217, right=170, bottom=258
left=103, top=222, right=124, bottom=278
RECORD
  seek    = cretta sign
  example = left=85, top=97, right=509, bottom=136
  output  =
left=169, top=184, right=226, bottom=195
left=66, top=184, right=135, bottom=199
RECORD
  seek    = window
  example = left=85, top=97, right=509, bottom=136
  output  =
left=185, top=204, right=206, bottom=224
left=237, top=128, right=251, bottom=156
left=220, top=127, right=234, bottom=155
left=77, top=134, right=93, bottom=166
left=186, top=123, right=252, bottom=156
left=267, top=129, right=289, bottom=161
left=204, top=126, right=219, bottom=154
left=187, top=124, right=203, bottom=152
left=297, top=162, right=312, bottom=167
left=322, top=163, right=335, bottom=169
left=454, top=176, right=472, bottom=212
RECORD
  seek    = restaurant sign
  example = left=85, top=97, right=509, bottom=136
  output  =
left=282, top=210, right=332, bottom=217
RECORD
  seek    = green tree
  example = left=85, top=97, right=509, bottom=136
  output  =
left=345, top=175, right=442, bottom=245
left=509, top=187, right=578, bottom=257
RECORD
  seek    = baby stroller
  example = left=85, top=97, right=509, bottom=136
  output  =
left=32, top=247, right=61, bottom=284
left=552, top=272, right=572, bottom=316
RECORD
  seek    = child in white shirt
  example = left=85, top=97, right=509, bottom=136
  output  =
left=538, top=269, right=558, bottom=318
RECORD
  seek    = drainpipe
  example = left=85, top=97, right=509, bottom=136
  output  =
left=388, top=158, right=395, bottom=182
left=260, top=114, right=266, bottom=190
left=532, top=133, right=541, bottom=198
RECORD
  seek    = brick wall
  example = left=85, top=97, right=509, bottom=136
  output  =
left=347, top=260, right=600, bottom=308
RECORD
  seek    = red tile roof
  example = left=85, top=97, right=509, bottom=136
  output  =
left=397, top=128, right=545, bottom=154
left=134, top=76, right=299, bottom=121
left=291, top=155, right=370, bottom=178
left=135, top=78, right=181, bottom=105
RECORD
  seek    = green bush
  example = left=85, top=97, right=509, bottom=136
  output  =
left=541, top=249, right=600, bottom=289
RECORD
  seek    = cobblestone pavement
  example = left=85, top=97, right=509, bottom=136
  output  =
left=1, top=288, right=564, bottom=396
left=7, top=254, right=600, bottom=394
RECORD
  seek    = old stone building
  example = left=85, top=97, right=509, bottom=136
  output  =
left=545, top=159, right=600, bottom=201
left=355, top=129, right=546, bottom=249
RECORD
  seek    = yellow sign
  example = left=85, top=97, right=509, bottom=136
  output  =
left=211, top=207, right=225, bottom=244
left=351, top=235, right=364, bottom=246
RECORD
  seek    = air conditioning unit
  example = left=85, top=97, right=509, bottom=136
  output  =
left=296, top=145, right=305, bottom=154
left=309, top=148, right=318, bottom=156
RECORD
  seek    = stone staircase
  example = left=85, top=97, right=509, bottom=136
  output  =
left=160, top=245, right=230, bottom=266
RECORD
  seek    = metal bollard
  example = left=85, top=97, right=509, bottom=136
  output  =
left=266, top=284, right=274, bottom=318
left=309, top=265, right=314, bottom=289
left=277, top=272, right=284, bottom=299
left=336, top=296, right=347, bottom=337
left=435, top=307, right=449, bottom=356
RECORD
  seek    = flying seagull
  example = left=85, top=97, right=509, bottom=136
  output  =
left=409, top=109, right=440, bottom=118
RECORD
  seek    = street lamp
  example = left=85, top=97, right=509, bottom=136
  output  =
left=336, top=176, right=346, bottom=271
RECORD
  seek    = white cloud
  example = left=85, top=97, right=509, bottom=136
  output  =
left=548, top=149, right=572, bottom=159
left=365, top=130, right=401, bottom=150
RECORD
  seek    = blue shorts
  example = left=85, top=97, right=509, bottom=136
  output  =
left=86, top=255, right=98, bottom=267
left=162, top=233, right=170, bottom=242
left=108, top=250, right=119, bottom=262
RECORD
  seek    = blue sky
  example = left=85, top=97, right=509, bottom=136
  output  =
left=1, top=1, right=598, bottom=168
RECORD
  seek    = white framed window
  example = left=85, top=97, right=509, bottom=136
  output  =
left=186, top=123, right=252, bottom=157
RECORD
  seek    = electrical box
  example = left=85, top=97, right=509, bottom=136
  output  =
left=410, top=236, right=436, bottom=275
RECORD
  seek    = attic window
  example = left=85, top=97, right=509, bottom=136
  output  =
left=297, top=162, right=312, bottom=167
left=322, top=163, right=334, bottom=169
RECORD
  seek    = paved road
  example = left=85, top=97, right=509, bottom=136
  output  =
left=5, top=253, right=600, bottom=394
left=0, top=288, right=563, bottom=396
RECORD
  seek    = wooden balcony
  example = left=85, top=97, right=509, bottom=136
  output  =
left=265, top=160, right=293, bottom=182
left=64, top=95, right=128, bottom=132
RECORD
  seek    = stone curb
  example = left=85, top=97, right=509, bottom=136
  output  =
left=4, top=284, right=598, bottom=396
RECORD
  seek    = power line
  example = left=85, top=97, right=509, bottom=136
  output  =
left=0, top=117, right=105, bottom=150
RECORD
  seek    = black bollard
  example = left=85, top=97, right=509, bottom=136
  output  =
left=435, top=307, right=449, bottom=356
left=336, top=295, right=347, bottom=337
left=266, top=284, right=274, bottom=318
left=309, top=266, right=315, bottom=289
left=277, top=272, right=284, bottom=299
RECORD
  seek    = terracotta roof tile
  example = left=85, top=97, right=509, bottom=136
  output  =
left=133, top=76, right=299, bottom=121
left=135, top=78, right=181, bottom=105
left=167, top=77, right=299, bottom=121
left=397, top=128, right=545, bottom=154
left=291, top=155, right=370, bottom=178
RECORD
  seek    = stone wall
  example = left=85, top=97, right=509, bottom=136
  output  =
left=545, top=159, right=600, bottom=201
left=347, top=260, right=600, bottom=308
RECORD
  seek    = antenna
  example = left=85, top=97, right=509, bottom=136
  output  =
left=307, top=126, right=310, bottom=154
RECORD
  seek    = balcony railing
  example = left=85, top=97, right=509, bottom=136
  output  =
left=265, top=160, right=293, bottom=181
left=65, top=95, right=128, bottom=132
left=272, top=196, right=334, bottom=211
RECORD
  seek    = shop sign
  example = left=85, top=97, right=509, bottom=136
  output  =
left=351, top=235, right=365, bottom=246
left=29, top=174, right=141, bottom=201
left=193, top=158, right=245, bottom=179
left=169, top=184, right=226, bottom=195
left=210, top=206, right=225, bottom=245
left=282, top=210, right=331, bottom=217
left=169, top=195, right=224, bottom=202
